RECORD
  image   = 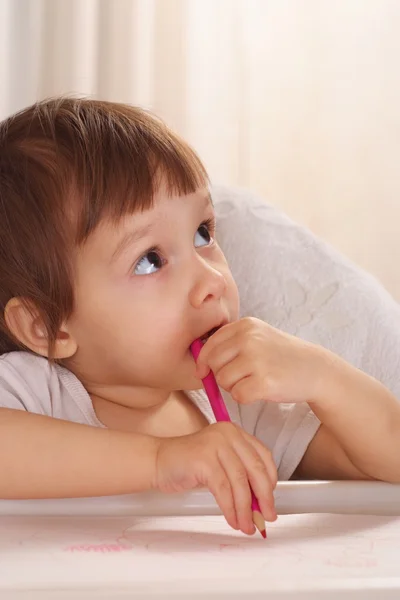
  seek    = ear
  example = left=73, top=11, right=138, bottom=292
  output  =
left=4, top=297, right=78, bottom=359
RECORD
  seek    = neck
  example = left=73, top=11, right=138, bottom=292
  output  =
left=90, top=385, right=171, bottom=411
left=64, top=356, right=172, bottom=411
left=89, top=385, right=176, bottom=431
left=90, top=388, right=196, bottom=436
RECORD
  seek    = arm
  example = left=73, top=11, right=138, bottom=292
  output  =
left=197, top=317, right=400, bottom=483
left=214, top=186, right=400, bottom=481
left=295, top=350, right=400, bottom=482
left=0, top=408, right=160, bottom=499
left=0, top=408, right=277, bottom=535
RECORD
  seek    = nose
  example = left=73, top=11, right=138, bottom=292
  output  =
left=189, top=256, right=227, bottom=308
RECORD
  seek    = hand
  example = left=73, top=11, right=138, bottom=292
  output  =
left=153, top=422, right=277, bottom=535
left=196, top=317, right=329, bottom=405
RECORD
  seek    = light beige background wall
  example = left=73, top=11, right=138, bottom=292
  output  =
left=1, top=0, right=399, bottom=299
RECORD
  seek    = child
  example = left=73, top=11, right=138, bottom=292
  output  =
left=0, top=98, right=399, bottom=537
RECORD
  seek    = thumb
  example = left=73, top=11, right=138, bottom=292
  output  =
left=196, top=362, right=210, bottom=380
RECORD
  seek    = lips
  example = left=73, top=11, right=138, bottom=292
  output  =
left=198, top=319, right=228, bottom=343
left=200, top=326, right=220, bottom=343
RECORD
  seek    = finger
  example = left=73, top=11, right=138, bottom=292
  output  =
left=217, top=446, right=255, bottom=535
left=231, top=376, right=264, bottom=405
left=240, top=429, right=278, bottom=490
left=231, top=431, right=277, bottom=522
left=214, top=357, right=252, bottom=393
left=205, top=464, right=239, bottom=532
left=196, top=326, right=239, bottom=377
left=239, top=430, right=278, bottom=521
left=197, top=338, right=242, bottom=380
left=205, top=321, right=239, bottom=347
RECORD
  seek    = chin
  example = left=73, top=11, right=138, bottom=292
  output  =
left=172, top=359, right=203, bottom=392
left=187, top=380, right=203, bottom=391
left=174, top=372, right=202, bottom=391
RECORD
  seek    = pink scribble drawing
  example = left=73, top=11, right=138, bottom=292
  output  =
left=65, top=543, right=132, bottom=553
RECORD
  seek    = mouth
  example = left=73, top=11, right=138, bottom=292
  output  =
left=199, top=326, right=220, bottom=343
left=199, top=319, right=228, bottom=343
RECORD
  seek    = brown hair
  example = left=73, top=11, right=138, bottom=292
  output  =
left=0, top=97, right=208, bottom=357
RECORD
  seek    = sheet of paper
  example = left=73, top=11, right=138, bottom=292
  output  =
left=1, top=513, right=400, bottom=597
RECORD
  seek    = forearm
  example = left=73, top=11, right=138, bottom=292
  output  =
left=310, top=349, right=400, bottom=482
left=0, top=408, right=160, bottom=499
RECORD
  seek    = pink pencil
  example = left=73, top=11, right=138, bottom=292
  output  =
left=190, top=338, right=267, bottom=539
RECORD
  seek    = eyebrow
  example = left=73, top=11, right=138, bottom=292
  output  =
left=110, top=191, right=213, bottom=264
left=110, top=223, right=154, bottom=264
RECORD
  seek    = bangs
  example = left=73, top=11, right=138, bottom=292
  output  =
left=24, top=98, right=209, bottom=244
left=72, top=103, right=209, bottom=243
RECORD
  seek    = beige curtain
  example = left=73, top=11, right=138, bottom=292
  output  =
left=1, top=0, right=400, bottom=298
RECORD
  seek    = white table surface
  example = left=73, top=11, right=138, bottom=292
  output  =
left=1, top=482, right=400, bottom=600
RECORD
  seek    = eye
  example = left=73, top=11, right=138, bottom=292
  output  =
left=134, top=249, right=164, bottom=275
left=194, top=219, right=215, bottom=248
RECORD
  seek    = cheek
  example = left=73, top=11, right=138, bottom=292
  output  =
left=114, top=284, right=185, bottom=346
left=224, top=270, right=240, bottom=319
left=69, top=279, right=134, bottom=345
left=214, top=248, right=240, bottom=316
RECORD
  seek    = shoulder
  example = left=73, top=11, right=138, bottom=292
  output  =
left=0, top=350, right=56, bottom=391
left=0, top=351, right=99, bottom=424
left=0, top=351, right=56, bottom=413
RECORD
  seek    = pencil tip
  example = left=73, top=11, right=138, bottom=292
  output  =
left=260, top=529, right=267, bottom=539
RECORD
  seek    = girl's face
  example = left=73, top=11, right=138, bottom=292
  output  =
left=65, top=182, right=240, bottom=396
